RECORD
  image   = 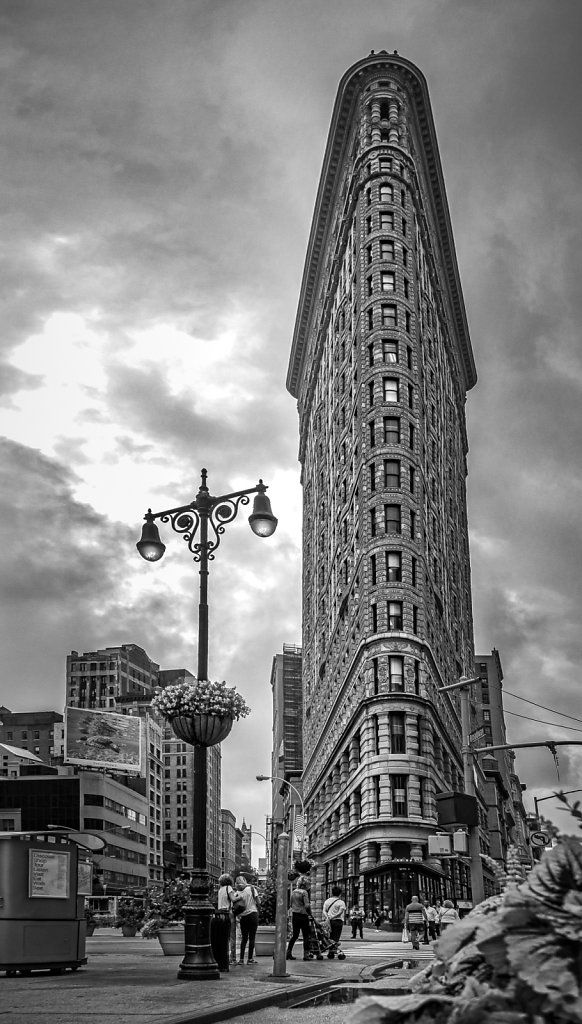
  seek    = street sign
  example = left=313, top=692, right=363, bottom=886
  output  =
left=530, top=831, right=551, bottom=848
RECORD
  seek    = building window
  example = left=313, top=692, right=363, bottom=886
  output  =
left=387, top=551, right=401, bottom=582
left=384, top=504, right=401, bottom=534
left=370, top=508, right=377, bottom=538
left=390, top=715, right=406, bottom=754
left=409, top=466, right=415, bottom=493
left=379, top=211, right=394, bottom=231
left=403, top=278, right=410, bottom=299
left=368, top=380, right=375, bottom=406
left=381, top=304, right=397, bottom=327
left=384, top=459, right=400, bottom=488
left=370, top=462, right=376, bottom=492
left=380, top=239, right=395, bottom=261
left=369, top=420, right=376, bottom=447
left=388, top=656, right=404, bottom=692
left=391, top=774, right=408, bottom=815
left=383, top=377, right=399, bottom=402
left=419, top=777, right=427, bottom=817
left=371, top=603, right=378, bottom=632
left=380, top=342, right=396, bottom=367
left=411, top=556, right=417, bottom=587
left=388, top=601, right=402, bottom=630
left=368, top=342, right=374, bottom=367
left=367, top=308, right=374, bottom=330
left=402, top=217, right=407, bottom=236
left=384, top=416, right=400, bottom=444
left=412, top=605, right=419, bottom=634
left=372, top=715, right=380, bottom=756
left=366, top=215, right=372, bottom=234
left=379, top=183, right=393, bottom=203
left=370, top=553, right=377, bottom=584
left=409, top=423, right=415, bottom=450
left=381, top=271, right=395, bottom=292
left=379, top=157, right=392, bottom=172
left=366, top=244, right=373, bottom=265
left=367, top=275, right=374, bottom=296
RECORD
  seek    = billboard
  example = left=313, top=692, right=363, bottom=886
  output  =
left=64, top=706, right=142, bottom=773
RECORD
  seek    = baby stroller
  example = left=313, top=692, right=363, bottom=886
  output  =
left=307, top=916, right=346, bottom=960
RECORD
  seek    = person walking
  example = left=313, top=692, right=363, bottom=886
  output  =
left=403, top=895, right=428, bottom=950
left=322, top=885, right=346, bottom=955
left=439, top=899, right=460, bottom=932
left=349, top=903, right=364, bottom=939
left=286, top=878, right=313, bottom=961
left=217, top=873, right=237, bottom=965
left=232, top=876, right=260, bottom=965
left=434, top=899, right=443, bottom=936
left=425, top=901, right=438, bottom=942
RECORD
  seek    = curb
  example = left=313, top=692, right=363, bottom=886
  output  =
left=149, top=975, right=352, bottom=1024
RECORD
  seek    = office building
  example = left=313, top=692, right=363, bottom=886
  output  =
left=288, top=51, right=489, bottom=915
left=0, top=767, right=149, bottom=893
left=0, top=709, right=63, bottom=765
left=474, top=650, right=531, bottom=868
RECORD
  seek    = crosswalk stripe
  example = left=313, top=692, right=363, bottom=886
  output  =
left=300, top=940, right=435, bottom=960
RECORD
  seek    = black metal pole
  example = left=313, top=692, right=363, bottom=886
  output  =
left=178, top=473, right=220, bottom=980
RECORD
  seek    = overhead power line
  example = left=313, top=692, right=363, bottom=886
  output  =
left=503, top=689, right=582, bottom=726
left=504, top=709, right=582, bottom=733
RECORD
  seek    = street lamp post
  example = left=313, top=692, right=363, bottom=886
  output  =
left=533, top=788, right=582, bottom=822
left=137, top=468, right=277, bottom=980
left=256, top=774, right=305, bottom=855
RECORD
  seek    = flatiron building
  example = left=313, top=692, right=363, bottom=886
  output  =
left=288, top=52, right=481, bottom=915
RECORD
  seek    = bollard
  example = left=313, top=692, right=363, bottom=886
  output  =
left=273, top=832, right=290, bottom=977
left=210, top=910, right=230, bottom=971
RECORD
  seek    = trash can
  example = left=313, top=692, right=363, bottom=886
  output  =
left=210, top=910, right=230, bottom=971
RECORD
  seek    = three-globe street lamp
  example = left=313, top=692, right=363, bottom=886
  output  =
left=137, top=468, right=277, bottom=980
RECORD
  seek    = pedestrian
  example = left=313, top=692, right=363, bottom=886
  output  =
left=322, top=885, right=346, bottom=955
left=403, top=895, right=428, bottom=950
left=374, top=908, right=385, bottom=930
left=349, top=903, right=364, bottom=939
left=434, top=899, right=443, bottom=936
left=439, top=899, right=460, bottom=932
left=286, top=878, right=313, bottom=961
left=217, top=873, right=237, bottom=965
left=232, top=875, right=260, bottom=965
left=424, top=901, right=437, bottom=941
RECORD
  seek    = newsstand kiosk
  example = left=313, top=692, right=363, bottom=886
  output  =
left=0, top=829, right=102, bottom=976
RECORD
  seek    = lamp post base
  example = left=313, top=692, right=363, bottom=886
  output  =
left=177, top=885, right=220, bottom=981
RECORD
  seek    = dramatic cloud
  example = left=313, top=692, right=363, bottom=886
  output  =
left=1, top=0, right=581, bottom=843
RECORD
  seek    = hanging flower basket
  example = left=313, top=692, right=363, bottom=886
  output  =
left=151, top=679, right=250, bottom=747
left=171, top=713, right=233, bottom=747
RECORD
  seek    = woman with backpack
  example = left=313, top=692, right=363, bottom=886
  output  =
left=286, top=878, right=313, bottom=961
left=231, top=876, right=260, bottom=964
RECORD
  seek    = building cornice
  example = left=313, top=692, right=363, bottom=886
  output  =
left=287, top=50, right=477, bottom=400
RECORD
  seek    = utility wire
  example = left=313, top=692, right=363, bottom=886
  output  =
left=504, top=709, right=582, bottom=733
left=503, top=689, right=582, bottom=726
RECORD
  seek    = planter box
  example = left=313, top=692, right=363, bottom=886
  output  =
left=255, top=925, right=276, bottom=957
left=158, top=927, right=185, bottom=956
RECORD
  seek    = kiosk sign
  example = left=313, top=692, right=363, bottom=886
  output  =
left=29, top=849, right=70, bottom=898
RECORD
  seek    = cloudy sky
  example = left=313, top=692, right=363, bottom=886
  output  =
left=1, top=0, right=581, bottom=854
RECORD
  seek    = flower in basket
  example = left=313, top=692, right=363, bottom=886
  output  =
left=113, top=898, right=145, bottom=929
left=151, top=679, right=251, bottom=723
left=141, top=878, right=192, bottom=939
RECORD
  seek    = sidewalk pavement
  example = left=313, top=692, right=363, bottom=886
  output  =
left=1, top=928, right=428, bottom=1024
